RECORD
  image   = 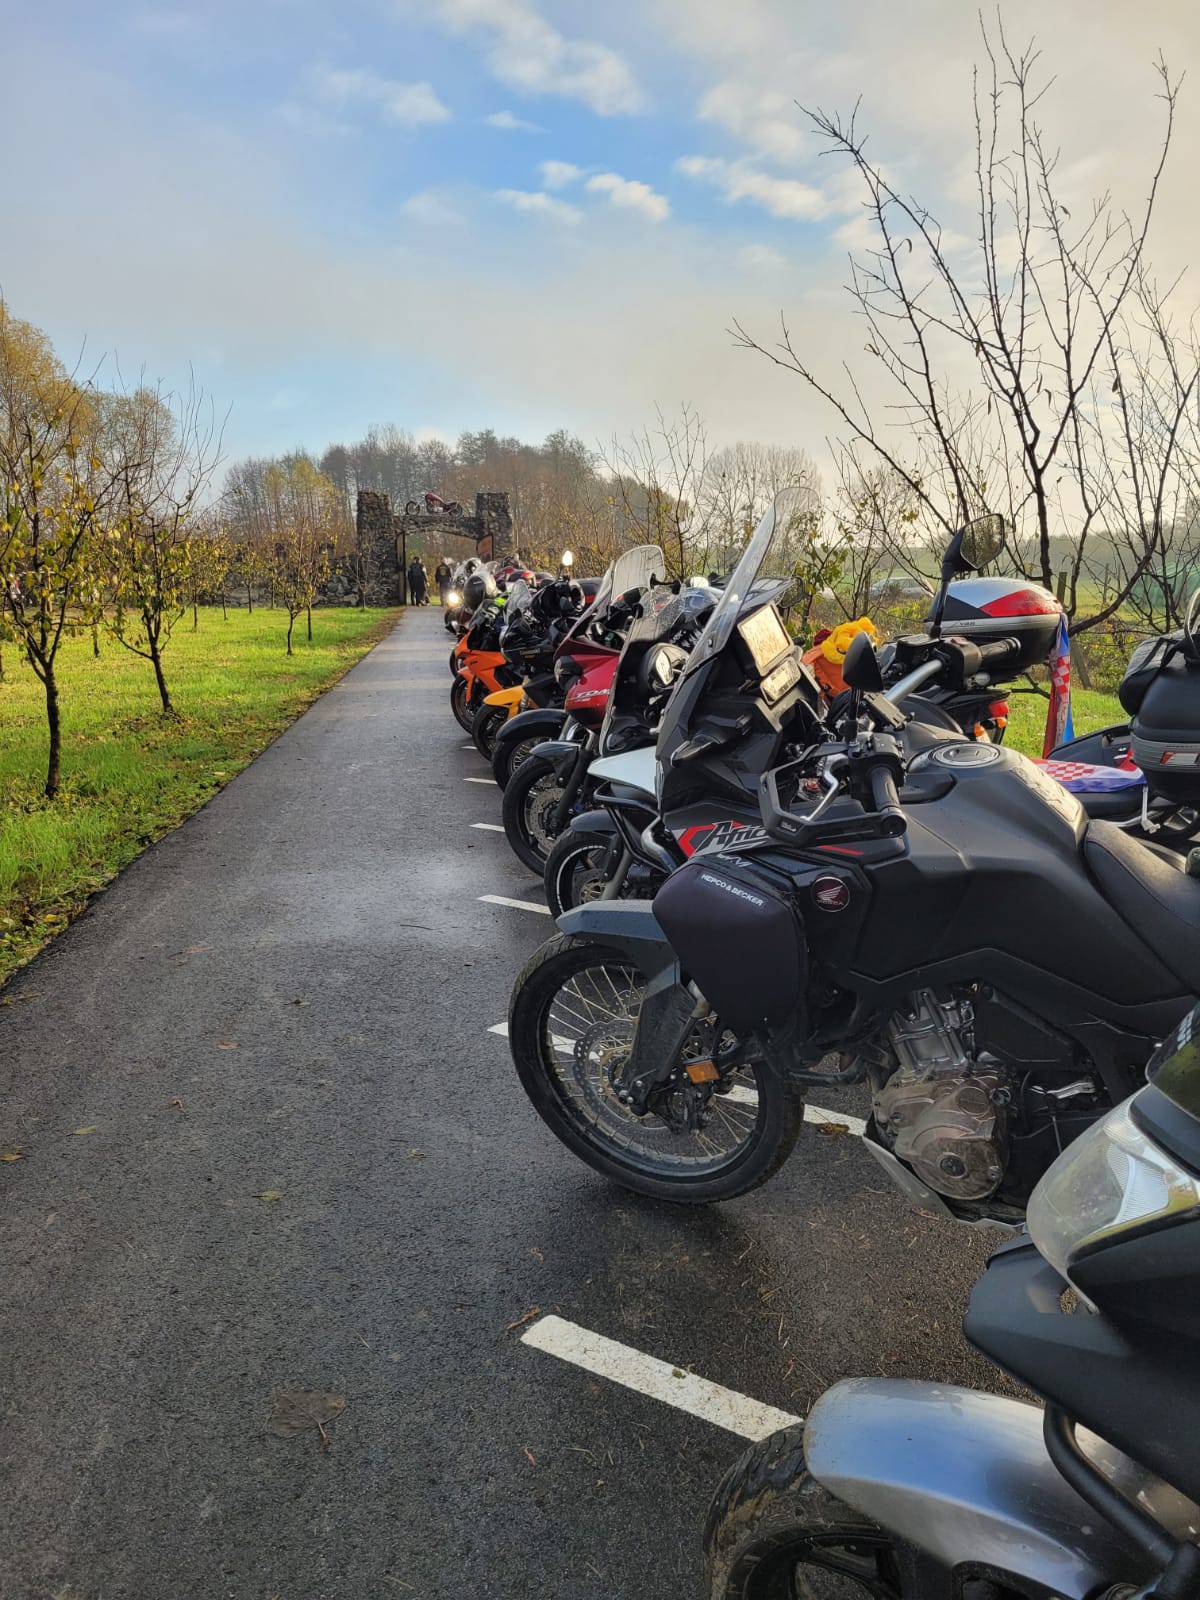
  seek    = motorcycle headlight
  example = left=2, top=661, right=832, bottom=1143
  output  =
left=1027, top=1094, right=1200, bottom=1284
left=446, top=590, right=461, bottom=607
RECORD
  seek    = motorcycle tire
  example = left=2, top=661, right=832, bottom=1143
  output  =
left=501, top=755, right=569, bottom=872
left=472, top=704, right=508, bottom=761
left=449, top=647, right=461, bottom=674
left=508, top=933, right=803, bottom=1204
left=450, top=674, right=475, bottom=732
left=542, top=828, right=661, bottom=915
left=492, top=731, right=547, bottom=791
left=405, top=500, right=420, bottom=515
left=705, top=1426, right=908, bottom=1599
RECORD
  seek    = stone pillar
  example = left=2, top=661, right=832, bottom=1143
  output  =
left=355, top=490, right=403, bottom=603
left=474, top=491, right=513, bottom=561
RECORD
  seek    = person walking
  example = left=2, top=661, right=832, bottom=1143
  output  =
left=408, top=557, right=429, bottom=606
left=435, top=557, right=453, bottom=605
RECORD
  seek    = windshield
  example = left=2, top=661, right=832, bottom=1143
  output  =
left=560, top=542, right=666, bottom=646
left=594, top=543, right=666, bottom=612
left=678, top=487, right=806, bottom=683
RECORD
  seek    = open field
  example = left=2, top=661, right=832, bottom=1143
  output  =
left=1003, top=684, right=1124, bottom=757
left=0, top=606, right=400, bottom=984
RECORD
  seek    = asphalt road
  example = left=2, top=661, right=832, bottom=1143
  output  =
left=1, top=608, right=1009, bottom=1600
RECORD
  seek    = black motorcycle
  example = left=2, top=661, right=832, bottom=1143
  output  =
left=508, top=490, right=1200, bottom=1215
left=706, top=1006, right=1200, bottom=1597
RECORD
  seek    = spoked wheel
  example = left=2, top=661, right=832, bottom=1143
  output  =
left=450, top=674, right=475, bottom=732
left=508, top=934, right=803, bottom=1202
left=472, top=704, right=508, bottom=760
left=493, top=732, right=547, bottom=791
left=705, top=1428, right=906, bottom=1599
left=502, top=756, right=570, bottom=872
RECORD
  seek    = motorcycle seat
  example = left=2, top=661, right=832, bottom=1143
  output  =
left=1084, top=820, right=1200, bottom=983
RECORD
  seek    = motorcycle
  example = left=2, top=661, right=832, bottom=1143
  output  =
left=544, top=538, right=1167, bottom=915
left=497, top=546, right=664, bottom=868
left=407, top=490, right=463, bottom=516
left=508, top=490, right=1200, bottom=1215
left=470, top=578, right=585, bottom=759
left=705, top=1007, right=1200, bottom=1597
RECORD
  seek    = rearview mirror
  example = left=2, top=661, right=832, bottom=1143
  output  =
left=841, top=630, right=885, bottom=693
left=960, top=513, right=1005, bottom=571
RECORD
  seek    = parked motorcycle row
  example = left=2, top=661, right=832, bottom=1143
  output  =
left=441, top=504, right=1200, bottom=1598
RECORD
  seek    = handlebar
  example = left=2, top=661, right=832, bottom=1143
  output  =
left=978, top=636, right=1022, bottom=668
left=868, top=763, right=905, bottom=836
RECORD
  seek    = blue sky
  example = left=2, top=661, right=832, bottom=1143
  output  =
left=3, top=0, right=1198, bottom=472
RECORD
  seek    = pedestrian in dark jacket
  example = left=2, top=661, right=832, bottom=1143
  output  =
left=408, top=558, right=429, bottom=605
left=435, top=558, right=453, bottom=605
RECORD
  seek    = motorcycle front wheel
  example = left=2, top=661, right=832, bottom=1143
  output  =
left=508, top=934, right=803, bottom=1202
left=450, top=674, right=475, bottom=732
left=492, top=731, right=547, bottom=791
left=502, top=756, right=569, bottom=872
left=543, top=828, right=662, bottom=915
left=705, top=1427, right=906, bottom=1598
left=472, top=704, right=508, bottom=761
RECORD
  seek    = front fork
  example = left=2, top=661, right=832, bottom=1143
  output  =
left=552, top=737, right=594, bottom=831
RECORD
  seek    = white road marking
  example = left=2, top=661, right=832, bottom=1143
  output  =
left=471, top=822, right=506, bottom=833
left=461, top=742, right=477, bottom=749
left=484, top=1022, right=867, bottom=1135
left=464, top=776, right=494, bottom=785
left=521, top=1315, right=801, bottom=1441
left=479, top=894, right=551, bottom=915
left=806, top=1102, right=867, bottom=1137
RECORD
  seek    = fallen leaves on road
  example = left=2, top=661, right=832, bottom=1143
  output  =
left=72, top=1126, right=99, bottom=1136
left=266, top=1389, right=346, bottom=1451
left=523, top=1446, right=537, bottom=1466
left=217, top=1041, right=239, bottom=1050
left=254, top=1189, right=284, bottom=1203
left=1, top=1149, right=25, bottom=1162
left=815, top=1121, right=852, bottom=1137
left=505, top=1306, right=541, bottom=1333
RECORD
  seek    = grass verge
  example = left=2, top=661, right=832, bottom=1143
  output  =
left=0, top=607, right=400, bottom=986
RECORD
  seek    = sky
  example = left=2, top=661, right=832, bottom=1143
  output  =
left=3, top=0, right=1200, bottom=476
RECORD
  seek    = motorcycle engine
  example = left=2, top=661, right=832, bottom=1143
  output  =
left=874, top=989, right=1007, bottom=1201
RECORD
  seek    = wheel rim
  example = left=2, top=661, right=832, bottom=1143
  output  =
left=507, top=736, right=542, bottom=778
left=541, top=957, right=762, bottom=1176
left=557, top=843, right=612, bottom=907
left=522, top=772, right=569, bottom=858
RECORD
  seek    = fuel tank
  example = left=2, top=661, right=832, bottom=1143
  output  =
left=853, top=742, right=1182, bottom=1009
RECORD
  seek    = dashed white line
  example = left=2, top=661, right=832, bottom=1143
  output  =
left=483, top=1021, right=866, bottom=1135
left=479, top=894, right=551, bottom=915
left=464, top=777, right=494, bottom=785
left=470, top=822, right=506, bottom=833
left=521, top=1315, right=801, bottom=1441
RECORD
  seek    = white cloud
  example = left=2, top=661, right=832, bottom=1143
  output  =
left=486, top=109, right=542, bottom=132
left=698, top=80, right=807, bottom=165
left=430, top=0, right=645, bottom=116
left=315, top=68, right=450, bottom=127
left=494, top=187, right=582, bottom=223
left=539, top=159, right=582, bottom=189
left=677, top=155, right=828, bottom=221
left=738, top=243, right=787, bottom=272
left=401, top=189, right=466, bottom=227
left=585, top=171, right=670, bottom=223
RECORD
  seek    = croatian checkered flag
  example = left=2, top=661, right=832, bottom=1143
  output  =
left=1043, top=613, right=1074, bottom=757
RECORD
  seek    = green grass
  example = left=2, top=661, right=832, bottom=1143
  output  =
left=1003, top=685, right=1125, bottom=757
left=0, top=606, right=400, bottom=985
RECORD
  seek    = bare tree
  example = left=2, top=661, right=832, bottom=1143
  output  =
left=734, top=23, right=1196, bottom=635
